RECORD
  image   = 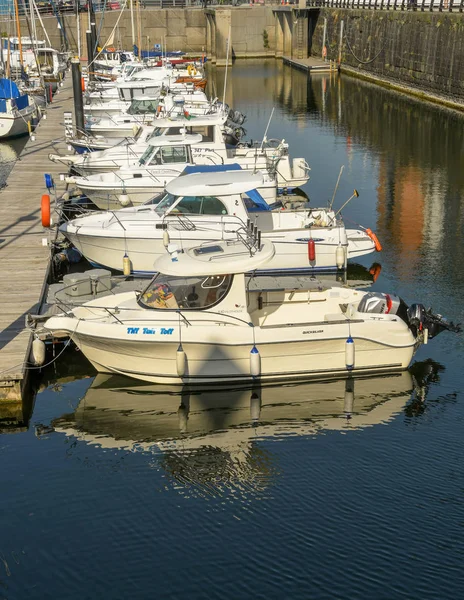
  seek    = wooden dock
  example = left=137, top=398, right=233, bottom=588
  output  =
left=283, top=56, right=338, bottom=74
left=0, top=75, right=73, bottom=400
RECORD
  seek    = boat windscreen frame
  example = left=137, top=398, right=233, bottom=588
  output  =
left=138, top=273, right=234, bottom=311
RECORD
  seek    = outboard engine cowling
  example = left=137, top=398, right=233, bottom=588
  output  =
left=357, top=292, right=402, bottom=316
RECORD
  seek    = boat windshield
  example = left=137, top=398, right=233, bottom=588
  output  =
left=139, top=146, right=157, bottom=166
left=139, top=274, right=232, bottom=310
left=127, top=99, right=159, bottom=115
left=145, top=127, right=164, bottom=142
left=154, top=194, right=228, bottom=216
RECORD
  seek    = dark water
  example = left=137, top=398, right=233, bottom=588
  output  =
left=1, top=61, right=464, bottom=599
left=0, top=136, right=28, bottom=188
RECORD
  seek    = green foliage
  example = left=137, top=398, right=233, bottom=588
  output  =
left=262, top=29, right=269, bottom=50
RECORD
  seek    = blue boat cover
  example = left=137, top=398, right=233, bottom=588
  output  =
left=181, top=164, right=270, bottom=210
left=0, top=78, right=21, bottom=100
left=133, top=45, right=185, bottom=59
left=182, top=164, right=242, bottom=175
left=246, top=188, right=271, bottom=211
left=14, top=94, right=29, bottom=110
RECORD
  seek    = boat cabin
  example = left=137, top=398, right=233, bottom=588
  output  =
left=139, top=239, right=275, bottom=317
left=117, top=80, right=163, bottom=101
left=147, top=169, right=266, bottom=220
left=138, top=134, right=202, bottom=167
left=144, top=114, right=228, bottom=147
left=125, top=98, right=161, bottom=115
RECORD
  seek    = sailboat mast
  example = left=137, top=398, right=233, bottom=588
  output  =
left=137, top=0, right=142, bottom=63
left=130, top=0, right=135, bottom=46
left=13, top=0, right=24, bottom=67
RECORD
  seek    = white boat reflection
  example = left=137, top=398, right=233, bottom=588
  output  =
left=53, top=371, right=415, bottom=451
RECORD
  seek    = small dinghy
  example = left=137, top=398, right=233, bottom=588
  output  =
left=43, top=230, right=460, bottom=385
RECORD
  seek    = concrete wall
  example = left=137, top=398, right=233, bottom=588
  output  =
left=231, top=6, right=275, bottom=60
left=18, top=6, right=275, bottom=62
left=310, top=9, right=464, bottom=103
left=17, top=8, right=208, bottom=57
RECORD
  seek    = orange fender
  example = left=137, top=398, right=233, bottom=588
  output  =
left=41, top=194, right=51, bottom=228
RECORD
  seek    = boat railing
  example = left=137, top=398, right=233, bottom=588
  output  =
left=76, top=307, right=253, bottom=329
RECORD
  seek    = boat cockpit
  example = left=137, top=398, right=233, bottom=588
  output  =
left=139, top=274, right=232, bottom=310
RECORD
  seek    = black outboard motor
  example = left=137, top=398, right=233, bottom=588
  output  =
left=407, top=304, right=461, bottom=339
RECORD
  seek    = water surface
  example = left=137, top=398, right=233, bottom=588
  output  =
left=1, top=61, right=463, bottom=599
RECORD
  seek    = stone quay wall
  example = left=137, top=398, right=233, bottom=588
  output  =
left=310, top=9, right=464, bottom=104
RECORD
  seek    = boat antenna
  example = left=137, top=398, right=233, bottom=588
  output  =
left=329, top=165, right=344, bottom=210
left=260, top=107, right=275, bottom=151
left=222, top=25, right=231, bottom=109
left=334, top=189, right=360, bottom=218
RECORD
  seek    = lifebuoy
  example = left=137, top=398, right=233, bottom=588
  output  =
left=81, top=76, right=85, bottom=92
left=41, top=194, right=51, bottom=228
left=365, top=228, right=382, bottom=252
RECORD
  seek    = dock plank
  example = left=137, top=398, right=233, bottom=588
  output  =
left=282, top=56, right=337, bottom=73
left=0, top=75, right=74, bottom=396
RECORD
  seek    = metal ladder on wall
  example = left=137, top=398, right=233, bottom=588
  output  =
left=296, top=18, right=305, bottom=60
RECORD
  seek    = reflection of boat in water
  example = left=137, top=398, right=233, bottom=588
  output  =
left=41, top=359, right=441, bottom=493
left=51, top=372, right=414, bottom=482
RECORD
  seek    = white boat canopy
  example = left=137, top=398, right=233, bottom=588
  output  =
left=154, top=239, right=275, bottom=277
left=145, top=133, right=203, bottom=147
left=165, top=169, right=265, bottom=198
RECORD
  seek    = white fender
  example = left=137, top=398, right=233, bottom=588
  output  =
left=31, top=338, right=46, bottom=367
left=176, top=344, right=186, bottom=377
left=345, top=336, right=355, bottom=371
left=250, top=346, right=261, bottom=378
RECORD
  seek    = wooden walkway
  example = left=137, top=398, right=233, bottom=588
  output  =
left=283, top=56, right=338, bottom=73
left=0, top=75, right=73, bottom=400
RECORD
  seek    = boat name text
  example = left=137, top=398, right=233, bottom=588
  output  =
left=126, top=327, right=174, bottom=335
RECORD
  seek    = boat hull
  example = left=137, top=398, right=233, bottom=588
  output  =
left=64, top=226, right=373, bottom=274
left=0, top=103, right=37, bottom=138
left=53, top=323, right=415, bottom=385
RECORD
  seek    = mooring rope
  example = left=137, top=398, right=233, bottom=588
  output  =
left=343, top=26, right=387, bottom=66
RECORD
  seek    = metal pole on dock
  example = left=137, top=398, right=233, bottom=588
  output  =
left=71, top=58, right=85, bottom=138
left=91, top=21, right=98, bottom=59
left=86, top=30, right=94, bottom=82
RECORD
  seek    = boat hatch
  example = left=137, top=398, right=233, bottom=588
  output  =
left=194, top=245, right=224, bottom=256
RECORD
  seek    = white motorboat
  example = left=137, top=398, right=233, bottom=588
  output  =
left=84, top=86, right=208, bottom=117
left=65, top=111, right=246, bottom=154
left=54, top=114, right=239, bottom=168
left=43, top=233, right=458, bottom=385
left=0, top=78, right=37, bottom=139
left=66, top=142, right=281, bottom=209
left=84, top=93, right=219, bottom=139
left=55, top=115, right=310, bottom=193
left=60, top=169, right=376, bottom=273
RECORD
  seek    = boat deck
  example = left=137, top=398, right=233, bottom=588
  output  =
left=0, top=74, right=73, bottom=400
left=283, top=56, right=338, bottom=73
